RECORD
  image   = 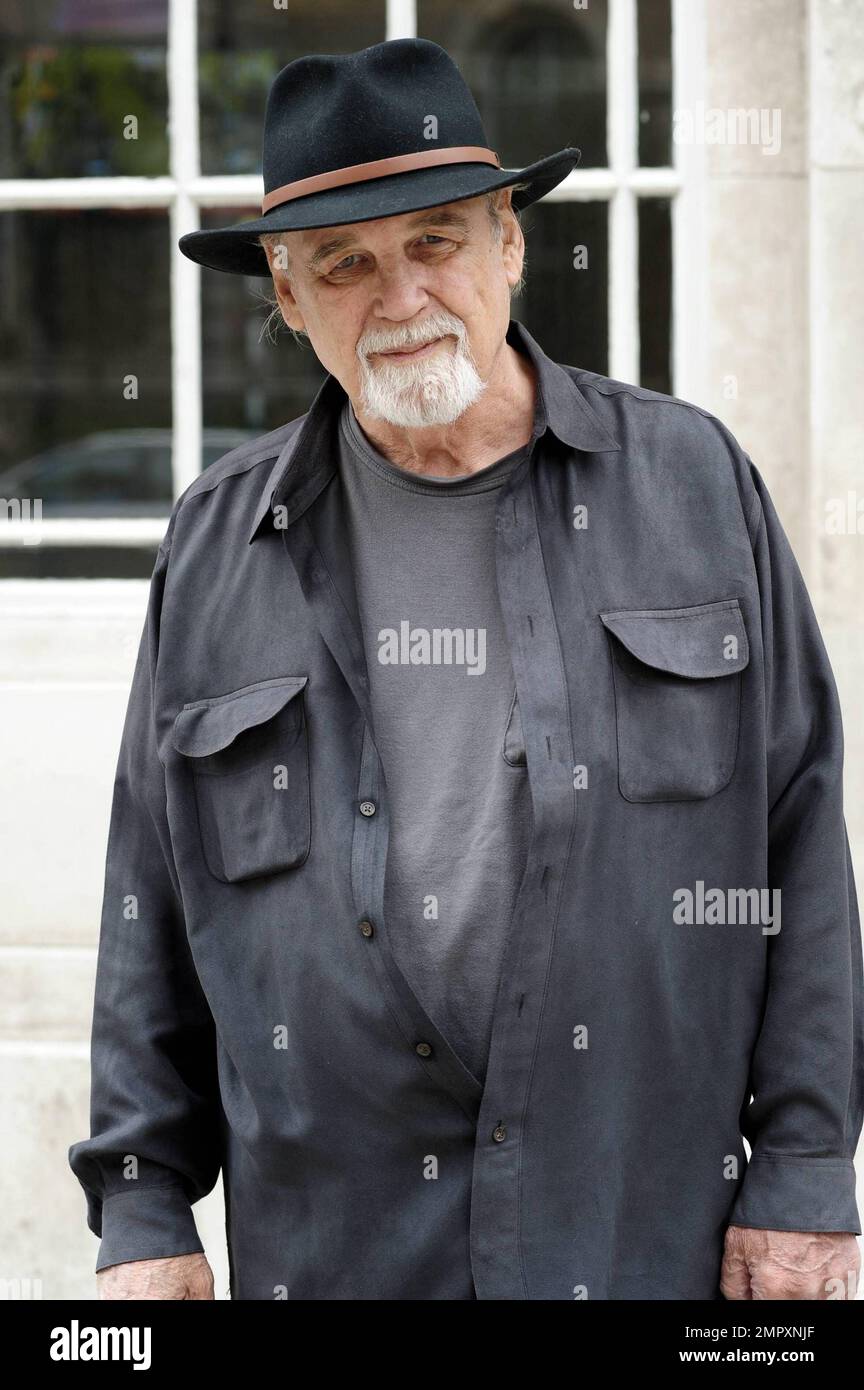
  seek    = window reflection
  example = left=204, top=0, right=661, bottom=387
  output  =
left=418, top=0, right=608, bottom=168
left=199, top=207, right=326, bottom=459
left=515, top=200, right=608, bottom=375
left=198, top=0, right=385, bottom=175
left=638, top=0, right=673, bottom=167
left=0, top=208, right=172, bottom=514
left=638, top=198, right=672, bottom=394
left=0, top=544, right=162, bottom=578
left=0, top=0, right=169, bottom=177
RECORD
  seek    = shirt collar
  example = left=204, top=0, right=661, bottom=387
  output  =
left=247, top=319, right=620, bottom=544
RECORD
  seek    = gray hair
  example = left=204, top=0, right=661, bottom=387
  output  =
left=257, top=182, right=530, bottom=344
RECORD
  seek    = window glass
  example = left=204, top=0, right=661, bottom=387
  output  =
left=199, top=207, right=326, bottom=460
left=418, top=0, right=608, bottom=168
left=0, top=0, right=169, bottom=178
left=198, top=0, right=385, bottom=175
left=638, top=198, right=672, bottom=394
left=0, top=209, right=173, bottom=516
left=637, top=0, right=673, bottom=167
left=515, top=200, right=608, bottom=376
left=0, top=544, right=161, bottom=578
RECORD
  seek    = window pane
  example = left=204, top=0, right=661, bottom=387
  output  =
left=418, top=0, right=608, bottom=168
left=637, top=0, right=672, bottom=167
left=515, top=200, right=608, bottom=376
left=0, top=545, right=161, bottom=578
left=198, top=0, right=386, bottom=176
left=199, top=207, right=326, bottom=458
left=0, top=209, right=173, bottom=517
left=0, top=0, right=169, bottom=178
left=638, top=198, right=672, bottom=394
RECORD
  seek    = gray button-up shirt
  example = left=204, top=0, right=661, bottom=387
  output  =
left=69, top=319, right=864, bottom=1300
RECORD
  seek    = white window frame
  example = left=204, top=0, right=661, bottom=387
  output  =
left=0, top=0, right=705, bottom=554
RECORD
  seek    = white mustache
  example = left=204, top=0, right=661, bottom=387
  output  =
left=358, top=317, right=465, bottom=360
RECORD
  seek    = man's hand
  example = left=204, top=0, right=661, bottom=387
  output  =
left=721, top=1224, right=860, bottom=1300
left=97, top=1252, right=215, bottom=1300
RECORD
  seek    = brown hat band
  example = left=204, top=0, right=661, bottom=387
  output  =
left=261, top=146, right=501, bottom=214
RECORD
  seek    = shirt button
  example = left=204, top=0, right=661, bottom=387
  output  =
left=359, top=918, right=375, bottom=938
left=492, top=1124, right=507, bottom=1143
left=415, top=1041, right=433, bottom=1057
left=359, top=799, right=376, bottom=817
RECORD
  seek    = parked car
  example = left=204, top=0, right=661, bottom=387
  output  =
left=0, top=429, right=258, bottom=517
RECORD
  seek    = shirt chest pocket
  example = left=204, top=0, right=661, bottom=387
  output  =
left=599, top=599, right=750, bottom=803
left=172, top=676, right=310, bottom=883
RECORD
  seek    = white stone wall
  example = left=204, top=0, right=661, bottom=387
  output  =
left=0, top=585, right=230, bottom=1298
left=701, top=0, right=864, bottom=1260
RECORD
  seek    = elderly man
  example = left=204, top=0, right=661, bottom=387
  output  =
left=70, top=39, right=863, bottom=1301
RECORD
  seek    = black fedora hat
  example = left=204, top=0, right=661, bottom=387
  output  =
left=178, top=38, right=581, bottom=278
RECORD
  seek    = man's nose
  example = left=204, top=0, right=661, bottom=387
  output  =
left=369, top=260, right=433, bottom=324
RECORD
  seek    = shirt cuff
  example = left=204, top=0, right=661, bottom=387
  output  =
left=728, top=1154, right=862, bottom=1234
left=93, top=1183, right=205, bottom=1273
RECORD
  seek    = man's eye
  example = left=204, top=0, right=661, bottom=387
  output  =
left=327, top=235, right=450, bottom=275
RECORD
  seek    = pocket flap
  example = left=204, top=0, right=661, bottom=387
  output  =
left=172, top=676, right=308, bottom=757
left=599, top=600, right=749, bottom=678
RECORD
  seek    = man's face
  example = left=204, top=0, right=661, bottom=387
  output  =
left=262, top=191, right=525, bottom=427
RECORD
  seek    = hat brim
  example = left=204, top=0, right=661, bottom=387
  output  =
left=178, top=146, right=581, bottom=277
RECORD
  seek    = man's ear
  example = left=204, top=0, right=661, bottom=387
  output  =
left=497, top=192, right=525, bottom=293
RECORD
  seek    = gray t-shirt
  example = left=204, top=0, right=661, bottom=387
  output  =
left=337, top=399, right=535, bottom=1085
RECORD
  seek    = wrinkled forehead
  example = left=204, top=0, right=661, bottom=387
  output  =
left=293, top=196, right=492, bottom=261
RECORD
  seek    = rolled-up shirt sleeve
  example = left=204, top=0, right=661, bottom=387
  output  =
left=68, top=518, right=222, bottom=1272
left=727, top=458, right=864, bottom=1233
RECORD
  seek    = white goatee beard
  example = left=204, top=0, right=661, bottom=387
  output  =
left=356, top=315, right=486, bottom=427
